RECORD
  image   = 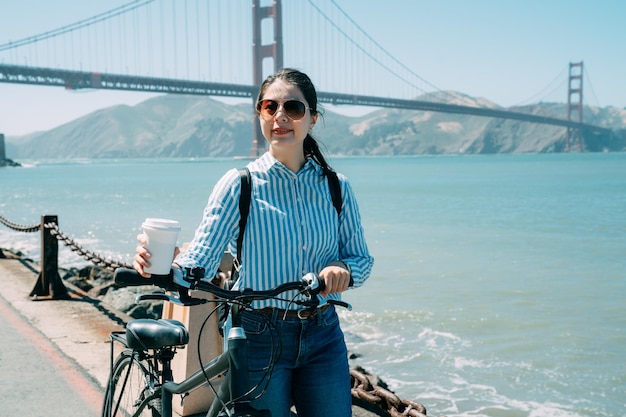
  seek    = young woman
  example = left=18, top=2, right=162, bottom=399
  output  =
left=134, top=68, right=374, bottom=417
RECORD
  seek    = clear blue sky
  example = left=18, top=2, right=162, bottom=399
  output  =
left=1, top=0, right=624, bottom=136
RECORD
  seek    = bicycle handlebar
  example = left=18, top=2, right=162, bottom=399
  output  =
left=113, top=267, right=335, bottom=306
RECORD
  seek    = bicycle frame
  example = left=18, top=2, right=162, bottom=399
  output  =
left=105, top=268, right=326, bottom=417
left=161, top=303, right=265, bottom=417
left=105, top=304, right=267, bottom=417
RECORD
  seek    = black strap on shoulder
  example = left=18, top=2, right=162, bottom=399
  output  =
left=326, top=170, right=342, bottom=217
left=236, top=167, right=251, bottom=268
left=233, top=168, right=340, bottom=279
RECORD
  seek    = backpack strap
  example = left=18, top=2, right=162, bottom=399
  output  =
left=233, top=167, right=251, bottom=277
left=231, top=168, right=340, bottom=280
left=217, top=168, right=251, bottom=335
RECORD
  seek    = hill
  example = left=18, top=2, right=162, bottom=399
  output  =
left=5, top=93, right=626, bottom=159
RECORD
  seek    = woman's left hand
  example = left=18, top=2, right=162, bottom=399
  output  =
left=319, top=261, right=351, bottom=296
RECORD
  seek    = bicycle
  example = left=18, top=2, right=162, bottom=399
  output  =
left=101, top=266, right=352, bottom=417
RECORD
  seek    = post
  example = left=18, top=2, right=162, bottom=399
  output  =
left=0, top=133, right=6, bottom=160
left=30, top=215, right=70, bottom=299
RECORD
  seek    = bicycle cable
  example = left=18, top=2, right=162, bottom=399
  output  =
left=194, top=297, right=284, bottom=413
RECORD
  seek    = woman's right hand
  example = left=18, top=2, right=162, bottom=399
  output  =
left=133, top=234, right=181, bottom=278
left=133, top=234, right=153, bottom=278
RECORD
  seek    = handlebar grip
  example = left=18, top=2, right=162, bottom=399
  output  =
left=114, top=267, right=176, bottom=290
left=114, top=267, right=146, bottom=286
left=313, top=276, right=354, bottom=294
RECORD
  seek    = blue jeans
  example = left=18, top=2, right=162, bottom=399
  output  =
left=240, top=306, right=351, bottom=417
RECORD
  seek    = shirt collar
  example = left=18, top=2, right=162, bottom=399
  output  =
left=256, top=152, right=321, bottom=177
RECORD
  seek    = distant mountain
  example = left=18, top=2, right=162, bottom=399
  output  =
left=5, top=93, right=626, bottom=159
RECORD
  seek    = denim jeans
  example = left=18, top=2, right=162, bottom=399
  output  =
left=240, top=306, right=351, bottom=417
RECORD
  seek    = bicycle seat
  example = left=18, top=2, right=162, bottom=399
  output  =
left=125, top=319, right=189, bottom=350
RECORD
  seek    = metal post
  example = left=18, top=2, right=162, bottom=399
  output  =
left=30, top=215, right=70, bottom=299
left=0, top=133, right=6, bottom=160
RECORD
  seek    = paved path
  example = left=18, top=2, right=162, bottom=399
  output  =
left=0, top=256, right=126, bottom=417
left=0, top=295, right=101, bottom=416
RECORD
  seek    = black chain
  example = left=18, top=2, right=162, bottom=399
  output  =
left=43, top=222, right=132, bottom=272
left=0, top=215, right=40, bottom=233
left=1, top=214, right=130, bottom=271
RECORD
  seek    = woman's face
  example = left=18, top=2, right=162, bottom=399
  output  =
left=258, top=79, right=317, bottom=156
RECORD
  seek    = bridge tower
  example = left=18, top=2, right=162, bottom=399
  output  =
left=566, top=61, right=584, bottom=151
left=251, top=0, right=284, bottom=156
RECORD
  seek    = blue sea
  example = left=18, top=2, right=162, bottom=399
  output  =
left=1, top=153, right=625, bottom=417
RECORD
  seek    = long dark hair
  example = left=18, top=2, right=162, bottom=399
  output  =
left=256, top=68, right=334, bottom=175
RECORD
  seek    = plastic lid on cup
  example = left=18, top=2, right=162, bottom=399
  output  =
left=142, top=218, right=181, bottom=231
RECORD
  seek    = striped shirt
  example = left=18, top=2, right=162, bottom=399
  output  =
left=175, top=152, right=374, bottom=309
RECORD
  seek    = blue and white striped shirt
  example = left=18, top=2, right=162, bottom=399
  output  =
left=175, top=152, right=374, bottom=309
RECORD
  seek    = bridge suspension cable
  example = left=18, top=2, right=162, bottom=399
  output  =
left=306, top=0, right=427, bottom=94
left=0, top=0, right=155, bottom=52
left=513, top=65, right=568, bottom=106
left=583, top=65, right=601, bottom=107
left=324, top=0, right=455, bottom=102
left=281, top=1, right=446, bottom=101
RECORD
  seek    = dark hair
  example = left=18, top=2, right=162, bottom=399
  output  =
left=256, top=68, right=333, bottom=175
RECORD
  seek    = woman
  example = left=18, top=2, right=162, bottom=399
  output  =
left=134, top=68, right=374, bottom=417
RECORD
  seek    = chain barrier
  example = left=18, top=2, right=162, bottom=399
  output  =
left=351, top=368, right=428, bottom=417
left=1, top=214, right=131, bottom=272
left=43, top=222, right=132, bottom=272
left=0, top=215, right=40, bottom=233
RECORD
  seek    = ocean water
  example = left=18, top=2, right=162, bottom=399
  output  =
left=1, top=153, right=625, bottom=417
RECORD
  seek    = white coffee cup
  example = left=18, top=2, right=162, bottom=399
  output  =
left=141, top=218, right=181, bottom=275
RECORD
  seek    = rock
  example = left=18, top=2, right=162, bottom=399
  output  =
left=0, top=248, right=23, bottom=259
left=61, top=265, right=164, bottom=319
left=99, top=285, right=164, bottom=319
left=63, top=265, right=112, bottom=292
left=348, top=350, right=363, bottom=359
left=0, top=158, right=21, bottom=167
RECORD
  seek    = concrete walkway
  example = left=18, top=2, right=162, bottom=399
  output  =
left=0, top=256, right=126, bottom=416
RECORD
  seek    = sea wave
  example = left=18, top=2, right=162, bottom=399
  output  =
left=340, top=308, right=600, bottom=417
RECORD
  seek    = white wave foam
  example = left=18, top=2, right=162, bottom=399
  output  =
left=0, top=230, right=40, bottom=260
left=454, top=356, right=488, bottom=370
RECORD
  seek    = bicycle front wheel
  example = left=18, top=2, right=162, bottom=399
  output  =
left=102, top=349, right=162, bottom=417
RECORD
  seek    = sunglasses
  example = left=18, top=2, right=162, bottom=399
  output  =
left=256, top=99, right=310, bottom=120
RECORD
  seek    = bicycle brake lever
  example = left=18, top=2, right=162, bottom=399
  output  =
left=135, top=290, right=207, bottom=306
left=178, top=288, right=209, bottom=306
left=328, top=299, right=353, bottom=311
left=136, top=293, right=170, bottom=303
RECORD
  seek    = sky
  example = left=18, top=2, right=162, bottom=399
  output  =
left=1, top=0, right=625, bottom=137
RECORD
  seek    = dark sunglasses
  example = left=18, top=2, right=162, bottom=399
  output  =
left=256, top=99, right=310, bottom=120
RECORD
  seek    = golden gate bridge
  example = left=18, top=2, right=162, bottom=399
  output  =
left=0, top=0, right=615, bottom=154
